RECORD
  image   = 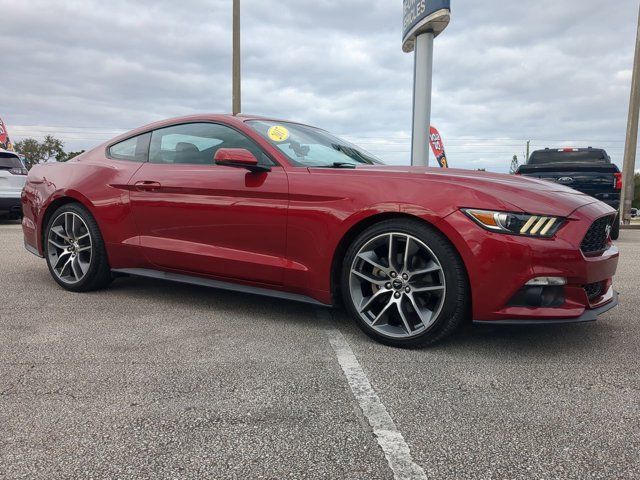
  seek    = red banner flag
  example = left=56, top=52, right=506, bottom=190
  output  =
left=429, top=126, right=448, bottom=168
left=0, top=117, right=13, bottom=151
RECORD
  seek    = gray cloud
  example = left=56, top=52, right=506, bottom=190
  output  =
left=1, top=0, right=638, bottom=170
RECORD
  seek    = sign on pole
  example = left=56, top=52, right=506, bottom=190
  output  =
left=403, top=0, right=451, bottom=52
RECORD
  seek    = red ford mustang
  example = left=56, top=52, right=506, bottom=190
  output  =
left=21, top=114, right=619, bottom=347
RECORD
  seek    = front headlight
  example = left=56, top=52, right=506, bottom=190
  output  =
left=462, top=209, right=564, bottom=238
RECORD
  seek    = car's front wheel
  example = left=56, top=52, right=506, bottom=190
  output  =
left=44, top=203, right=112, bottom=292
left=341, top=219, right=469, bottom=348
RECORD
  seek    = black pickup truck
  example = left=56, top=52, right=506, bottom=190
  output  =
left=516, top=148, right=621, bottom=239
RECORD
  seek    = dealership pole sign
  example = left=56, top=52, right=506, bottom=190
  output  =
left=403, top=0, right=451, bottom=52
left=403, top=1, right=451, bottom=166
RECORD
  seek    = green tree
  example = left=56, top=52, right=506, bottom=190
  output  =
left=40, top=135, right=65, bottom=163
left=13, top=138, right=41, bottom=168
left=14, top=135, right=66, bottom=169
left=634, top=173, right=640, bottom=209
left=57, top=149, right=85, bottom=162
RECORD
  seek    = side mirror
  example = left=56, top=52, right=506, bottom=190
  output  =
left=214, top=148, right=271, bottom=173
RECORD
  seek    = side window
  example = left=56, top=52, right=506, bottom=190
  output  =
left=149, top=123, right=273, bottom=166
left=108, top=133, right=150, bottom=162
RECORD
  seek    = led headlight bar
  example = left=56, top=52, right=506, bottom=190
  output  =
left=462, top=209, right=564, bottom=238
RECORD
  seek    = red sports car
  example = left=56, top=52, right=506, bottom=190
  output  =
left=21, top=115, right=619, bottom=347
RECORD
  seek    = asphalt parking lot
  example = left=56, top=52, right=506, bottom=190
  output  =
left=1, top=220, right=639, bottom=479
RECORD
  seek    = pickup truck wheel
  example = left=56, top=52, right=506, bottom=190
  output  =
left=611, top=213, right=620, bottom=240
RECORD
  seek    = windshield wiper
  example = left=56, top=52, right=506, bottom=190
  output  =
left=312, top=162, right=357, bottom=169
left=323, top=162, right=357, bottom=169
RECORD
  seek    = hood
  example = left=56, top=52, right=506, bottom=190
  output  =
left=355, top=165, right=599, bottom=217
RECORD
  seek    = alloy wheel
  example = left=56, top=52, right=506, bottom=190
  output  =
left=47, top=211, right=93, bottom=284
left=349, top=233, right=446, bottom=339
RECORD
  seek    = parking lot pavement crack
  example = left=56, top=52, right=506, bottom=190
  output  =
left=37, top=389, right=78, bottom=400
left=316, top=308, right=428, bottom=480
left=0, top=363, right=36, bottom=396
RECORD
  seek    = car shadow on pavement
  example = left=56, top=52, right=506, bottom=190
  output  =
left=80, top=274, right=624, bottom=357
left=107, top=275, right=322, bottom=328
left=432, top=319, right=619, bottom=358
left=329, top=305, right=620, bottom=357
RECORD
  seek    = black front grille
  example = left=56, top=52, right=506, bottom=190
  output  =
left=584, top=281, right=605, bottom=302
left=580, top=215, right=614, bottom=255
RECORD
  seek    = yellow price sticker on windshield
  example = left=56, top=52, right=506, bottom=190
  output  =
left=268, top=125, right=290, bottom=142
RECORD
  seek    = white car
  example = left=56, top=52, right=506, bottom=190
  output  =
left=0, top=149, right=27, bottom=219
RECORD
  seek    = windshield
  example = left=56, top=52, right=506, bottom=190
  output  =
left=246, top=120, right=384, bottom=167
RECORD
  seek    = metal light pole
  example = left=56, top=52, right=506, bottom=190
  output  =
left=232, top=0, right=241, bottom=115
left=403, top=1, right=451, bottom=167
left=621, top=3, right=640, bottom=224
left=411, top=33, right=434, bottom=167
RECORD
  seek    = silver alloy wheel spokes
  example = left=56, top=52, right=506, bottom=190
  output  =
left=47, top=212, right=92, bottom=284
left=349, top=233, right=446, bottom=339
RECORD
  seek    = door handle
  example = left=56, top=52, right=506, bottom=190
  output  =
left=134, top=181, right=162, bottom=192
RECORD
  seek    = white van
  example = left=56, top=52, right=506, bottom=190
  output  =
left=0, top=149, right=27, bottom=219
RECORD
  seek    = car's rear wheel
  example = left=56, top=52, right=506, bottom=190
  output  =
left=341, top=219, right=469, bottom=348
left=44, top=203, right=112, bottom=292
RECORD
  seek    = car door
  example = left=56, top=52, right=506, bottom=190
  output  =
left=128, top=122, right=289, bottom=285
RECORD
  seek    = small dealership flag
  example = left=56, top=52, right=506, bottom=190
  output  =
left=0, top=117, right=13, bottom=151
left=429, top=126, right=448, bottom=168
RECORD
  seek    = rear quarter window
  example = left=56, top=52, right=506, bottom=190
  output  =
left=108, top=133, right=151, bottom=162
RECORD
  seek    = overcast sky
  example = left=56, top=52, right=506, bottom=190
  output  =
left=1, top=0, right=639, bottom=171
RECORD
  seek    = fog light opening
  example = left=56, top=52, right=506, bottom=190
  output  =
left=526, top=277, right=567, bottom=287
left=508, top=284, right=566, bottom=308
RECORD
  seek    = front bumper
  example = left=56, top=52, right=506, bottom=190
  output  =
left=441, top=201, right=620, bottom=324
left=473, top=291, right=619, bottom=325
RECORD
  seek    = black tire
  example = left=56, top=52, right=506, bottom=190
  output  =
left=611, top=213, right=620, bottom=241
left=341, top=218, right=469, bottom=348
left=44, top=203, right=112, bottom=292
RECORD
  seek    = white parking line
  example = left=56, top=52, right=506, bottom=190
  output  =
left=316, top=308, right=428, bottom=480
